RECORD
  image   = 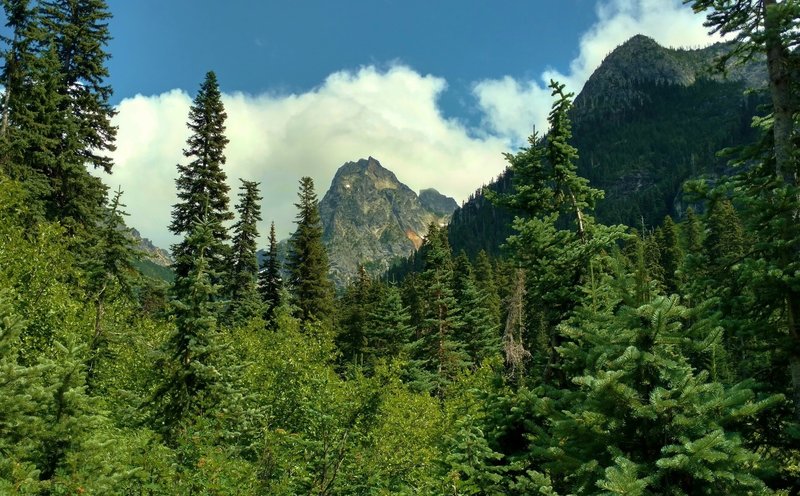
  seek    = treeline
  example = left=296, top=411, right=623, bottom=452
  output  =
left=2, top=1, right=800, bottom=495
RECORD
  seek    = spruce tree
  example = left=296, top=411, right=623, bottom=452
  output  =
left=83, top=187, right=137, bottom=388
left=366, top=284, right=412, bottom=363
left=259, top=221, right=282, bottom=328
left=409, top=223, right=468, bottom=394
left=453, top=252, right=500, bottom=367
left=170, top=70, right=233, bottom=280
left=657, top=215, right=683, bottom=294
left=492, top=80, right=624, bottom=383
left=156, top=220, right=222, bottom=437
left=286, top=176, right=334, bottom=324
left=227, top=179, right=263, bottom=324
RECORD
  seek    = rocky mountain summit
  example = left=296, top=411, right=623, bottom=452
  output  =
left=130, top=228, right=173, bottom=267
left=572, top=34, right=765, bottom=122
left=318, top=157, right=456, bottom=285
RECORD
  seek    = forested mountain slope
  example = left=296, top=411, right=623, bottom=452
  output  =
left=446, top=35, right=766, bottom=259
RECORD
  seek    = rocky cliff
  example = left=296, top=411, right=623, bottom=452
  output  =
left=318, top=157, right=456, bottom=285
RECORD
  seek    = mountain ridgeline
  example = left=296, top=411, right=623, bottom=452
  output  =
left=446, top=35, right=766, bottom=260
left=318, top=157, right=457, bottom=285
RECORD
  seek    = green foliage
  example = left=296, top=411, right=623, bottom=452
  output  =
left=259, top=221, right=283, bottom=328
left=169, top=70, right=233, bottom=280
left=287, top=176, right=335, bottom=324
left=227, top=179, right=264, bottom=325
left=154, top=220, right=225, bottom=438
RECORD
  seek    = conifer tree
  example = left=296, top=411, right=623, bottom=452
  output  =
left=366, top=285, right=412, bottom=363
left=547, top=294, right=780, bottom=495
left=286, top=176, right=334, bottom=324
left=657, top=215, right=683, bottom=294
left=0, top=2, right=67, bottom=220
left=473, top=250, right=502, bottom=330
left=690, top=0, right=800, bottom=424
left=1, top=0, right=114, bottom=229
left=338, top=265, right=374, bottom=364
left=83, top=187, right=137, bottom=387
left=170, top=71, right=233, bottom=280
left=259, top=221, right=282, bottom=328
left=156, top=220, right=223, bottom=437
left=227, top=179, right=263, bottom=324
left=492, top=80, right=624, bottom=382
left=453, top=252, right=500, bottom=366
left=409, top=223, right=468, bottom=394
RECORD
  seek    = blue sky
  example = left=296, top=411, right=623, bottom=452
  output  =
left=5, top=1, right=721, bottom=247
left=106, top=0, right=597, bottom=127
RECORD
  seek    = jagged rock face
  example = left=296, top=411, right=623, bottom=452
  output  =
left=319, top=157, right=456, bottom=286
left=419, top=188, right=459, bottom=217
left=130, top=228, right=174, bottom=267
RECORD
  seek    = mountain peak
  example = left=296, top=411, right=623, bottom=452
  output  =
left=319, top=157, right=454, bottom=285
left=572, top=34, right=765, bottom=122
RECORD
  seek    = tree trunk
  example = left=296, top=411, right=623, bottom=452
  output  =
left=763, top=0, right=796, bottom=182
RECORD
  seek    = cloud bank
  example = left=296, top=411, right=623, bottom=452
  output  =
left=108, top=66, right=509, bottom=248
left=106, top=0, right=718, bottom=250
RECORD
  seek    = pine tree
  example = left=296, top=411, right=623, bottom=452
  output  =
left=83, top=187, right=137, bottom=388
left=473, top=250, right=502, bottom=331
left=170, top=70, right=233, bottom=280
left=366, top=284, right=412, bottom=363
left=409, top=223, right=468, bottom=394
left=156, top=220, right=223, bottom=437
left=453, top=252, right=500, bottom=367
left=227, top=179, right=263, bottom=324
left=657, top=215, right=683, bottom=294
left=286, top=176, right=334, bottom=324
left=259, top=221, right=282, bottom=328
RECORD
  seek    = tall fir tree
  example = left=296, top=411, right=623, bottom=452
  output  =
left=156, top=220, right=223, bottom=438
left=16, top=0, right=116, bottom=228
left=82, top=187, right=137, bottom=388
left=286, top=176, right=334, bottom=324
left=689, top=0, right=800, bottom=427
left=409, top=223, right=468, bottom=394
left=169, top=70, right=233, bottom=280
left=492, top=80, right=624, bottom=383
left=227, top=179, right=263, bottom=324
left=452, top=252, right=500, bottom=367
left=259, top=221, right=282, bottom=328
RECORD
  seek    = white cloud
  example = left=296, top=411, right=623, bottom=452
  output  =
left=105, top=66, right=509, bottom=248
left=474, top=0, right=717, bottom=143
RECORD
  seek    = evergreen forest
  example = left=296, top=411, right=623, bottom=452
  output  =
left=1, top=1, right=800, bottom=494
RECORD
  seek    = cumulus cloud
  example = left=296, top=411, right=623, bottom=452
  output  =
left=105, top=66, right=509, bottom=248
left=474, top=0, right=717, bottom=143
